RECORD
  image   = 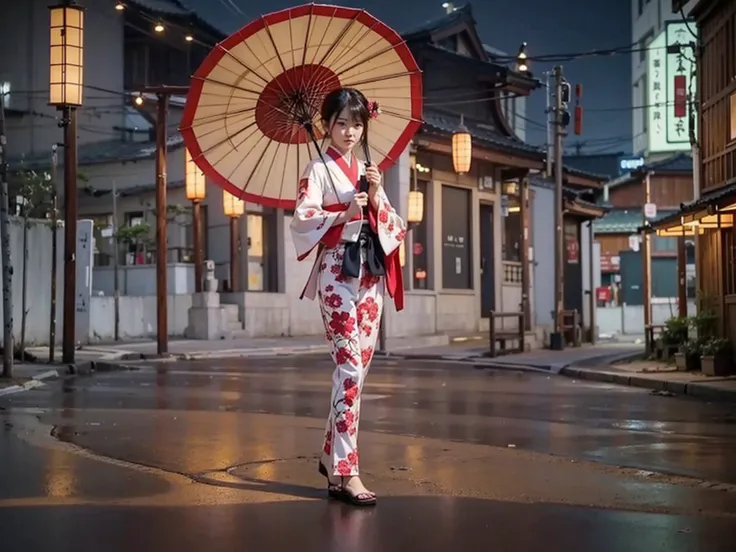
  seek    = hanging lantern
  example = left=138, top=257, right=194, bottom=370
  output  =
left=185, top=148, right=206, bottom=202
left=49, top=2, right=85, bottom=107
left=407, top=190, right=424, bottom=224
left=452, top=114, right=472, bottom=174
left=223, top=190, right=244, bottom=218
left=399, top=241, right=406, bottom=267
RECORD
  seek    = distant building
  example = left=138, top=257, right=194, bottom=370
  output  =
left=631, top=0, right=698, bottom=159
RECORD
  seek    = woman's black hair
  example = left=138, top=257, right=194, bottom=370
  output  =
left=321, top=87, right=370, bottom=151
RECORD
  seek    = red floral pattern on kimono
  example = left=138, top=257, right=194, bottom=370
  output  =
left=289, top=148, right=407, bottom=477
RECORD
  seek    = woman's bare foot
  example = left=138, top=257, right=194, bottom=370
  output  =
left=341, top=476, right=374, bottom=498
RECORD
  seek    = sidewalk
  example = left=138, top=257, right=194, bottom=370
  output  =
left=560, top=359, right=736, bottom=402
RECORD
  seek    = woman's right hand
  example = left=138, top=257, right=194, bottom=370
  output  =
left=345, top=192, right=368, bottom=219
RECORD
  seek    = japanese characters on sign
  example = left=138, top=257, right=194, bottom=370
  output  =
left=646, top=21, right=698, bottom=154
left=666, top=21, right=696, bottom=145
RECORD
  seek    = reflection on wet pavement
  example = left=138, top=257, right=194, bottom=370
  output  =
left=2, top=354, right=736, bottom=549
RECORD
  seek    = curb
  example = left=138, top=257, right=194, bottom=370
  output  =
left=559, top=366, right=736, bottom=403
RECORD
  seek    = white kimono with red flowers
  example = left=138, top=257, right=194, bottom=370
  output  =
left=290, top=146, right=406, bottom=477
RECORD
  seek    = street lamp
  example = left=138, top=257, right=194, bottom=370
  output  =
left=452, top=114, right=472, bottom=174
left=49, top=1, right=84, bottom=364
left=223, top=191, right=244, bottom=292
left=185, top=148, right=206, bottom=292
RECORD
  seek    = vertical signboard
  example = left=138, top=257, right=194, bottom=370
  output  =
left=646, top=21, right=697, bottom=154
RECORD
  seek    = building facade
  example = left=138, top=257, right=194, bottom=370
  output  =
left=631, top=0, right=698, bottom=157
left=0, top=1, right=605, bottom=344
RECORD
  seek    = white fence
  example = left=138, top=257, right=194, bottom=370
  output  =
left=597, top=299, right=698, bottom=337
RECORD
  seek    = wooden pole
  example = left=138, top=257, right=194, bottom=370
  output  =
left=193, top=200, right=203, bottom=293
left=588, top=221, right=596, bottom=344
left=49, top=145, right=58, bottom=361
left=155, top=94, right=169, bottom=355
left=677, top=233, right=687, bottom=318
left=553, top=66, right=565, bottom=345
left=642, top=173, right=652, bottom=351
left=0, top=93, right=13, bottom=376
left=62, top=107, right=78, bottom=364
left=229, top=215, right=239, bottom=292
left=520, top=175, right=531, bottom=331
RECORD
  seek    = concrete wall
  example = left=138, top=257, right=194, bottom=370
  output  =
left=597, top=299, right=697, bottom=336
left=533, top=185, right=555, bottom=328
left=0, top=0, right=125, bottom=158
left=93, top=264, right=194, bottom=296
left=0, top=217, right=65, bottom=347
left=88, top=295, right=192, bottom=342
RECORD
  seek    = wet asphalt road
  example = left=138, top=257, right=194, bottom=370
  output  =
left=2, top=354, right=736, bottom=551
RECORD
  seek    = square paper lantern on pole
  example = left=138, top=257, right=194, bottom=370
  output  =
left=185, top=148, right=206, bottom=201
left=49, top=2, right=84, bottom=107
left=407, top=190, right=424, bottom=224
left=223, top=190, right=244, bottom=218
left=452, top=114, right=472, bottom=174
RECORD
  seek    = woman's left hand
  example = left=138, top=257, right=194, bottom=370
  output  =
left=366, top=165, right=382, bottom=207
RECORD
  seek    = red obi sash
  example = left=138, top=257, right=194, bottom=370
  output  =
left=317, top=202, right=404, bottom=312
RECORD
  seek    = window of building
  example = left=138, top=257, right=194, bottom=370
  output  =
left=502, top=195, right=522, bottom=262
left=730, top=92, right=736, bottom=141
left=441, top=185, right=472, bottom=289
left=412, top=180, right=431, bottom=290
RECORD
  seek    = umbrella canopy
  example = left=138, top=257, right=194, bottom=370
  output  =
left=180, top=3, right=423, bottom=209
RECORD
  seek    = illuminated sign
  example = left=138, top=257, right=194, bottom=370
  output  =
left=646, top=21, right=697, bottom=154
left=619, top=156, right=645, bottom=173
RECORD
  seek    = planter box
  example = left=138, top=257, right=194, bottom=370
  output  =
left=661, top=345, right=678, bottom=362
left=675, top=352, right=701, bottom=372
left=701, top=355, right=732, bottom=377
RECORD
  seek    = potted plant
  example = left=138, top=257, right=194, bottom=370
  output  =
left=700, top=338, right=732, bottom=377
left=675, top=338, right=702, bottom=372
left=660, top=316, right=689, bottom=361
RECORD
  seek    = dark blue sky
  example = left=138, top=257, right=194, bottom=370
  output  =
left=184, top=0, right=632, bottom=155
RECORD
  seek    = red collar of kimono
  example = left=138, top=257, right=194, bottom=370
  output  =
left=326, top=146, right=359, bottom=187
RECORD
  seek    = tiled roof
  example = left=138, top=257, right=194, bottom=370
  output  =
left=421, top=108, right=542, bottom=158
left=644, top=181, right=736, bottom=232
left=563, top=152, right=625, bottom=182
left=7, top=134, right=184, bottom=171
left=608, top=152, right=693, bottom=188
left=595, top=208, right=677, bottom=234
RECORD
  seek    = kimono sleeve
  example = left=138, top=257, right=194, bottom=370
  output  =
left=370, top=186, right=407, bottom=256
left=289, top=163, right=342, bottom=261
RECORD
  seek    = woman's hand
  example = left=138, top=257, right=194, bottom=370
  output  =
left=344, top=192, right=368, bottom=220
left=366, top=165, right=382, bottom=208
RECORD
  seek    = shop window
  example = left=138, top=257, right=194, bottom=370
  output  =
left=412, top=180, right=431, bottom=290
left=441, top=185, right=472, bottom=289
left=502, top=194, right=522, bottom=262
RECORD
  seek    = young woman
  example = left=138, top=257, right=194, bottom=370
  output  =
left=290, top=87, right=406, bottom=507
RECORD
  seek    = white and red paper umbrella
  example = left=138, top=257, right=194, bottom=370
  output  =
left=180, top=3, right=423, bottom=209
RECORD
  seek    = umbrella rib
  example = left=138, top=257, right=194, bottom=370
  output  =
left=254, top=136, right=284, bottom=200
left=262, top=18, right=298, bottom=95
left=317, top=18, right=380, bottom=76
left=300, top=5, right=314, bottom=68
left=338, top=56, right=412, bottom=83
left=181, top=105, right=257, bottom=130
left=328, top=33, right=393, bottom=77
left=345, top=70, right=422, bottom=89
left=215, top=44, right=272, bottom=87
left=299, top=7, right=340, bottom=105
left=194, top=76, right=266, bottom=98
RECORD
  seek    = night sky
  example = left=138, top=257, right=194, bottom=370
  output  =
left=183, top=0, right=632, bottom=154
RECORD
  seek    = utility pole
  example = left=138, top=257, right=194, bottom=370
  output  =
left=551, top=65, right=570, bottom=350
left=155, top=93, right=169, bottom=355
left=545, top=70, right=552, bottom=178
left=0, top=92, right=13, bottom=376
left=61, top=106, right=79, bottom=364
left=49, top=145, right=59, bottom=362
left=112, top=179, right=120, bottom=341
left=642, top=172, right=653, bottom=353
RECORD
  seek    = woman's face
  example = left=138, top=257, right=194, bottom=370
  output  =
left=325, top=106, right=364, bottom=154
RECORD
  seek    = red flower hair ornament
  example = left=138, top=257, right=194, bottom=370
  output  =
left=367, top=100, right=381, bottom=120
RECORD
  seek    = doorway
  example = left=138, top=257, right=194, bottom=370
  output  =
left=480, top=203, right=495, bottom=317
